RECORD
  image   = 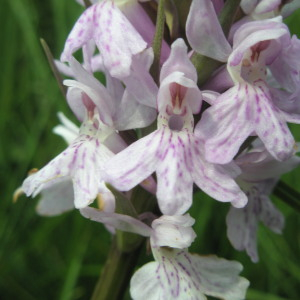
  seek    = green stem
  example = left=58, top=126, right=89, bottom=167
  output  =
left=191, top=0, right=241, bottom=86
left=91, top=185, right=156, bottom=299
left=91, top=237, right=144, bottom=300
left=218, top=0, right=241, bottom=37
left=150, top=0, right=166, bottom=84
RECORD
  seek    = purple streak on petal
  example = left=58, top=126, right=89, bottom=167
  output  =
left=103, top=130, right=162, bottom=191
left=196, top=84, right=254, bottom=164
left=254, top=82, right=295, bottom=161
left=61, top=1, right=147, bottom=78
left=23, top=134, right=114, bottom=209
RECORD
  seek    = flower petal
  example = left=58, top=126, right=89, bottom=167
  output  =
left=60, top=4, right=96, bottom=62
left=121, top=49, right=158, bottom=109
left=197, top=82, right=296, bottom=163
left=80, top=207, right=152, bottom=236
left=114, top=89, right=157, bottom=130
left=130, top=262, right=163, bottom=300
left=259, top=195, right=284, bottom=234
left=130, top=248, right=249, bottom=300
left=196, top=84, right=254, bottom=164
left=226, top=179, right=284, bottom=262
left=61, top=1, right=147, bottom=78
left=226, top=204, right=259, bottom=262
left=192, top=139, right=247, bottom=208
left=253, top=83, right=295, bottom=161
left=53, top=112, right=79, bottom=145
left=23, top=133, right=114, bottom=209
left=186, top=0, right=232, bottom=62
left=36, top=179, right=74, bottom=216
left=156, top=131, right=194, bottom=215
left=254, top=0, right=281, bottom=15
left=151, top=214, right=196, bottom=249
left=103, top=130, right=162, bottom=191
left=160, top=38, right=197, bottom=84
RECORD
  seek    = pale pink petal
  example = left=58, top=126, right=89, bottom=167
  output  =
left=23, top=133, right=114, bottom=209
left=201, top=90, right=221, bottom=105
left=114, top=89, right=157, bottom=130
left=196, top=84, right=254, bottom=164
left=90, top=1, right=147, bottom=78
left=197, top=82, right=295, bottom=164
left=103, top=131, right=127, bottom=154
left=226, top=204, right=259, bottom=262
left=130, top=262, right=163, bottom=300
left=36, top=179, right=74, bottom=216
left=186, top=0, right=232, bottom=62
left=52, top=112, right=79, bottom=145
left=130, top=248, right=249, bottom=300
left=231, top=17, right=285, bottom=52
left=160, top=38, right=197, bottom=84
left=121, top=49, right=158, bottom=109
left=270, top=35, right=300, bottom=94
left=60, top=4, right=96, bottom=62
left=55, top=60, right=74, bottom=77
left=156, top=132, right=195, bottom=215
left=226, top=179, right=284, bottom=262
left=238, top=147, right=300, bottom=182
left=64, top=79, right=114, bottom=126
left=151, top=214, right=196, bottom=249
left=254, top=0, right=281, bottom=14
left=240, top=0, right=259, bottom=14
left=158, top=71, right=202, bottom=113
left=61, top=1, right=147, bottom=78
left=192, top=139, right=247, bottom=208
left=188, top=254, right=249, bottom=300
left=65, top=57, right=116, bottom=115
left=103, top=130, right=162, bottom=191
left=80, top=207, right=152, bottom=236
left=253, top=82, right=295, bottom=161
left=259, top=195, right=284, bottom=234
left=229, top=18, right=288, bottom=81
left=104, top=128, right=196, bottom=215
left=65, top=87, right=86, bottom=122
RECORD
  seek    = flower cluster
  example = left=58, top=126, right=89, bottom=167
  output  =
left=21, top=0, right=300, bottom=299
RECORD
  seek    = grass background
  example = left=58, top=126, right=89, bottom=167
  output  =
left=0, top=0, right=299, bottom=299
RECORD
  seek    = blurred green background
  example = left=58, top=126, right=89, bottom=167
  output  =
left=0, top=0, right=299, bottom=299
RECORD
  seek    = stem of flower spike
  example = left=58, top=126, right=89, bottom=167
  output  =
left=150, top=0, right=165, bottom=84
left=91, top=237, right=144, bottom=300
left=191, top=0, right=241, bottom=86
left=91, top=185, right=157, bottom=300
